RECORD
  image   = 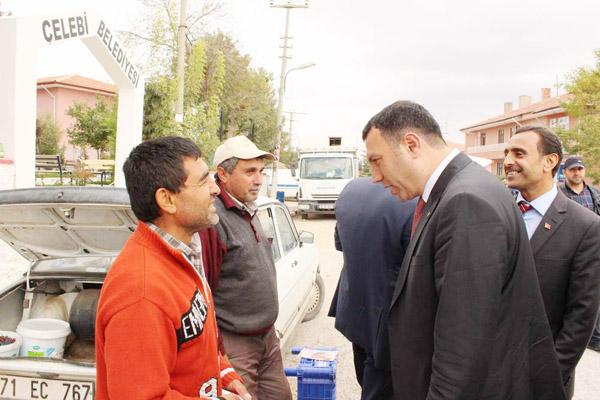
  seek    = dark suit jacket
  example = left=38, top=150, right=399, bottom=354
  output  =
left=389, top=152, right=566, bottom=400
left=329, top=178, right=416, bottom=370
left=529, top=190, right=600, bottom=384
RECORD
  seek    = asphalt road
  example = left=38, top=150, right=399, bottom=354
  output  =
left=284, top=213, right=600, bottom=400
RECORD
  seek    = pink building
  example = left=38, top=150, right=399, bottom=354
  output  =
left=461, top=89, right=574, bottom=177
left=37, top=74, right=117, bottom=161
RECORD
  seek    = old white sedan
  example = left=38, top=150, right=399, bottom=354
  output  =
left=0, top=187, right=323, bottom=400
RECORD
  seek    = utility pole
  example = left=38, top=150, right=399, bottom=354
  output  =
left=285, top=110, right=306, bottom=149
left=175, top=0, right=188, bottom=123
left=269, top=0, right=309, bottom=197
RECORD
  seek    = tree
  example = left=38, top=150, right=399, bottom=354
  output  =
left=36, top=114, right=62, bottom=156
left=143, top=76, right=177, bottom=139
left=121, top=0, right=222, bottom=77
left=126, top=3, right=279, bottom=163
left=559, top=49, right=600, bottom=181
left=67, top=99, right=117, bottom=159
left=203, top=33, right=279, bottom=150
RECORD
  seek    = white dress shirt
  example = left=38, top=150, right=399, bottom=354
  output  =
left=422, top=149, right=460, bottom=202
left=515, top=185, right=558, bottom=239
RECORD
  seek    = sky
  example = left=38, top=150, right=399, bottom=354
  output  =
left=3, top=0, right=600, bottom=149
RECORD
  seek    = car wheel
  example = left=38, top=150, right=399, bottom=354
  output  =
left=301, top=213, right=309, bottom=220
left=302, top=273, right=325, bottom=322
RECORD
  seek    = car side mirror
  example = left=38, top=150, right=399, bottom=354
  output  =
left=291, top=169, right=296, bottom=177
left=299, top=230, right=314, bottom=246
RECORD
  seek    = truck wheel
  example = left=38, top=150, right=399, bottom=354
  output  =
left=303, top=273, right=325, bottom=322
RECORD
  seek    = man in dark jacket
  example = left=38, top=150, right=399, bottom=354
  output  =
left=558, top=156, right=600, bottom=354
left=504, top=128, right=600, bottom=398
left=200, top=136, right=291, bottom=400
left=363, top=100, right=565, bottom=400
left=329, top=178, right=415, bottom=400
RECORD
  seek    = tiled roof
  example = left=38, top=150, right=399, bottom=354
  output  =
left=37, top=74, right=117, bottom=95
left=461, top=93, right=573, bottom=131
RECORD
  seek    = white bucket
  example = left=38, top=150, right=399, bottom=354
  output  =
left=16, top=318, right=71, bottom=358
left=0, top=331, right=22, bottom=357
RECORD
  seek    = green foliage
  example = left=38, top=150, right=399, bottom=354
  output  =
left=559, top=49, right=600, bottom=181
left=129, top=5, right=279, bottom=165
left=360, top=159, right=372, bottom=177
left=181, top=42, right=223, bottom=156
left=279, top=148, right=298, bottom=170
left=66, top=99, right=117, bottom=159
left=35, top=114, right=62, bottom=156
left=203, top=33, right=279, bottom=150
left=143, top=77, right=177, bottom=140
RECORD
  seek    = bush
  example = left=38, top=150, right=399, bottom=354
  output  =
left=36, top=115, right=63, bottom=156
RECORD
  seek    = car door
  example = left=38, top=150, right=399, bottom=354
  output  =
left=271, top=204, right=312, bottom=337
left=256, top=205, right=294, bottom=339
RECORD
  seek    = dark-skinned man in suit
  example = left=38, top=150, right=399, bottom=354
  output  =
left=329, top=178, right=416, bottom=399
left=504, top=126, right=600, bottom=398
left=363, top=100, right=566, bottom=400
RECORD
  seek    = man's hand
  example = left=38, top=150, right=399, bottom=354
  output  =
left=221, top=393, right=243, bottom=400
left=225, top=380, right=252, bottom=400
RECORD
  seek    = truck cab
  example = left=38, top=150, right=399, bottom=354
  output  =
left=296, top=147, right=359, bottom=218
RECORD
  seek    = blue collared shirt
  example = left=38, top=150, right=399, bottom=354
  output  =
left=515, top=186, right=558, bottom=239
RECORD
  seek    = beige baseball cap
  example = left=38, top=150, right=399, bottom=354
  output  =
left=213, top=135, right=274, bottom=167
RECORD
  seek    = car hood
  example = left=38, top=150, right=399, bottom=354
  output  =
left=0, top=187, right=137, bottom=263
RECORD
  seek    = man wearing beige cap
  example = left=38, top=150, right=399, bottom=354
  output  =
left=200, top=135, right=292, bottom=400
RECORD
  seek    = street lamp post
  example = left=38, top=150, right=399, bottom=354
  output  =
left=271, top=63, right=315, bottom=196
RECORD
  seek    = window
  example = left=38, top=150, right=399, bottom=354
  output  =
left=498, top=129, right=505, bottom=143
left=496, top=161, right=504, bottom=176
left=299, top=157, right=353, bottom=179
left=274, top=206, right=298, bottom=256
left=480, top=133, right=486, bottom=146
left=549, top=116, right=569, bottom=130
left=509, top=127, right=514, bottom=137
left=329, top=137, right=342, bottom=146
left=257, top=208, right=281, bottom=261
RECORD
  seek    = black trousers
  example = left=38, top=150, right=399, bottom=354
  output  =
left=352, top=344, right=393, bottom=400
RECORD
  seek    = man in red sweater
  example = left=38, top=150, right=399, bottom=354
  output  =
left=95, top=137, right=251, bottom=400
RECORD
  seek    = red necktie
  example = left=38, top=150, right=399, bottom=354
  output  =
left=518, top=200, right=533, bottom=213
left=411, top=197, right=426, bottom=238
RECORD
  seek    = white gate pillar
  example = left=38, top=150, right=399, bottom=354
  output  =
left=0, top=16, right=38, bottom=188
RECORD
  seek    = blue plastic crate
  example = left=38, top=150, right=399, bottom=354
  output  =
left=285, top=347, right=336, bottom=400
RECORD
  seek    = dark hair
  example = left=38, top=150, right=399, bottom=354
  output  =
left=362, top=100, right=446, bottom=146
left=123, top=136, right=201, bottom=222
left=514, top=126, right=563, bottom=176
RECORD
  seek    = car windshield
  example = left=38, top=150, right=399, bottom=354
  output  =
left=299, top=157, right=352, bottom=179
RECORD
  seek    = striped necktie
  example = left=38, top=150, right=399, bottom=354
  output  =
left=518, top=200, right=533, bottom=213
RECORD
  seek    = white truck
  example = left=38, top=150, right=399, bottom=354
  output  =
left=296, top=147, right=360, bottom=218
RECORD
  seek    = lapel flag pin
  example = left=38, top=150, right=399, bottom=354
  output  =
left=544, top=222, right=551, bottom=230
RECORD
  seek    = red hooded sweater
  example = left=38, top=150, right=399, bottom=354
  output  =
left=95, top=222, right=240, bottom=400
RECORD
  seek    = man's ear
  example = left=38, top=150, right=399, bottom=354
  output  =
left=216, top=166, right=228, bottom=183
left=155, top=188, right=177, bottom=215
left=544, top=154, right=560, bottom=174
left=403, top=131, right=422, bottom=156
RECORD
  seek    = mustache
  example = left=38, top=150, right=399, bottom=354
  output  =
left=505, top=167, right=522, bottom=173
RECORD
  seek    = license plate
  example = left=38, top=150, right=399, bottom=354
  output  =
left=318, top=204, right=335, bottom=210
left=0, top=374, right=94, bottom=400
